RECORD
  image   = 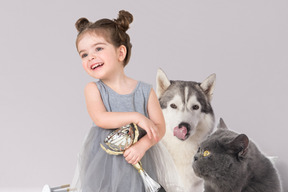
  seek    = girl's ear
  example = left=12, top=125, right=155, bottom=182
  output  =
left=118, top=45, right=127, bottom=62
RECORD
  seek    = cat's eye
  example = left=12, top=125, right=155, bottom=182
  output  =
left=203, top=150, right=210, bottom=157
left=170, top=103, right=177, bottom=109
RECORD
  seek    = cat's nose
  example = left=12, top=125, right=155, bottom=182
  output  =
left=194, top=156, right=198, bottom=161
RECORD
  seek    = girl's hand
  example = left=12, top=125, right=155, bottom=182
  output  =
left=123, top=142, right=146, bottom=165
left=137, top=115, right=159, bottom=141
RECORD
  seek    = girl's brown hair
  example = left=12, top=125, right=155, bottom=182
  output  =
left=75, top=10, right=133, bottom=67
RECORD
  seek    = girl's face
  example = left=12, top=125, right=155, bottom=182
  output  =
left=77, top=33, right=125, bottom=80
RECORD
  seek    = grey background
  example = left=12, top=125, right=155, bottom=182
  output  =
left=0, top=0, right=287, bottom=191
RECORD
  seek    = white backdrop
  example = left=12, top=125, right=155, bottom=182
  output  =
left=0, top=0, right=287, bottom=191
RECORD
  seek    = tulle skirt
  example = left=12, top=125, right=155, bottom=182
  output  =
left=71, top=125, right=184, bottom=192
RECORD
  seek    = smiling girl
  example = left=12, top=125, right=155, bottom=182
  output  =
left=71, top=10, right=183, bottom=192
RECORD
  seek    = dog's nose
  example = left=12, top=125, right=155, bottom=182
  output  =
left=194, top=156, right=198, bottom=161
left=179, top=122, right=191, bottom=132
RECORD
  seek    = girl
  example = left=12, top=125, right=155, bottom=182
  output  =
left=71, top=10, right=183, bottom=192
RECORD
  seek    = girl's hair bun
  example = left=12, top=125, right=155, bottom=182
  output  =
left=75, top=17, right=90, bottom=33
left=114, top=10, right=133, bottom=32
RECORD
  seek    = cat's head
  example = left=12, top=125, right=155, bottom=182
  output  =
left=192, top=118, right=249, bottom=181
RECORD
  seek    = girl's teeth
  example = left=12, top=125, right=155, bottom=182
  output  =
left=92, top=63, right=103, bottom=69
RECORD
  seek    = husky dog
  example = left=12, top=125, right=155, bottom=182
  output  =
left=156, top=68, right=216, bottom=191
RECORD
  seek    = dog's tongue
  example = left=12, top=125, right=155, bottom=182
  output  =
left=173, top=126, right=188, bottom=140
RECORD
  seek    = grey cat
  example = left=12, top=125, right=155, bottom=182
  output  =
left=192, top=118, right=282, bottom=192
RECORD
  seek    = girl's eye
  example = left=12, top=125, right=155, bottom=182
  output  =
left=96, top=47, right=103, bottom=51
left=81, top=53, right=88, bottom=58
left=203, top=150, right=210, bottom=157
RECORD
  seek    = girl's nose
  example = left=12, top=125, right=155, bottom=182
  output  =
left=89, top=54, right=96, bottom=61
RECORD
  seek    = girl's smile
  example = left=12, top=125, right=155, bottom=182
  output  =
left=77, top=33, right=123, bottom=80
left=91, top=62, right=104, bottom=70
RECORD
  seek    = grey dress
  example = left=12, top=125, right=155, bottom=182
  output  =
left=71, top=80, right=184, bottom=192
left=72, top=80, right=158, bottom=192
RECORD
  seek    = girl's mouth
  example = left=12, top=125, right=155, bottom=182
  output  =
left=91, top=63, right=104, bottom=70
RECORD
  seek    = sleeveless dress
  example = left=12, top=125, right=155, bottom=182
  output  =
left=71, top=80, right=184, bottom=192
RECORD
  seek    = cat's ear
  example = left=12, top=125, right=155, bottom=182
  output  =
left=227, top=134, right=249, bottom=159
left=217, top=118, right=228, bottom=130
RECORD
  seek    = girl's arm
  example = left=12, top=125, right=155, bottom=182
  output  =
left=124, top=88, right=166, bottom=165
left=84, top=82, right=158, bottom=140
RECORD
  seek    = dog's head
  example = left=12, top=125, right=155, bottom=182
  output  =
left=156, top=68, right=216, bottom=141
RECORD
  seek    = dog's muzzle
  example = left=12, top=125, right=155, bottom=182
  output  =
left=173, top=122, right=191, bottom=141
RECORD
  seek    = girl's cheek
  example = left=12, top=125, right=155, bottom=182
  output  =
left=82, top=60, right=87, bottom=66
left=82, top=62, right=88, bottom=71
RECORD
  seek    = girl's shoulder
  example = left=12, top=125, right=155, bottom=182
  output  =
left=138, top=81, right=152, bottom=90
left=84, top=81, right=101, bottom=98
left=84, top=81, right=99, bottom=91
left=135, top=81, right=152, bottom=96
left=136, top=81, right=154, bottom=101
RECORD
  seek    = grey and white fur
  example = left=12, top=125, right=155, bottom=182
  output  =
left=193, top=118, right=282, bottom=192
left=156, top=68, right=216, bottom=191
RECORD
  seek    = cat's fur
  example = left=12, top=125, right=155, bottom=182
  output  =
left=192, top=118, right=282, bottom=192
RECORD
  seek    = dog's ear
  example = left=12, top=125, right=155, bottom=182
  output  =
left=217, top=118, right=228, bottom=130
left=156, top=68, right=171, bottom=98
left=200, top=73, right=216, bottom=101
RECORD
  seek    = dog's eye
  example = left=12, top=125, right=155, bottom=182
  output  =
left=197, top=147, right=200, bottom=153
left=170, top=103, right=177, bottom=109
left=192, top=105, right=199, bottom=110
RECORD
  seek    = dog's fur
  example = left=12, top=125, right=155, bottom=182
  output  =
left=156, top=69, right=216, bottom=191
